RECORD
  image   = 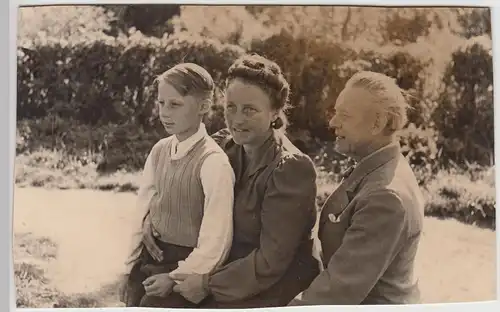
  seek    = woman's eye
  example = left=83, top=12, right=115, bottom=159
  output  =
left=243, top=107, right=257, bottom=114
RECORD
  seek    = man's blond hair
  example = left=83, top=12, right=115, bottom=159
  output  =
left=346, top=71, right=411, bottom=133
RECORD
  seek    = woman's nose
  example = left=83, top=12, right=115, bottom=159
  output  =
left=227, top=111, right=245, bottom=125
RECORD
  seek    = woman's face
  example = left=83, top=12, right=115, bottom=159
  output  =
left=225, top=78, right=276, bottom=146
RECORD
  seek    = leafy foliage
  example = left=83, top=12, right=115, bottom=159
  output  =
left=16, top=5, right=494, bottom=176
left=433, top=36, right=494, bottom=167
left=17, top=6, right=117, bottom=42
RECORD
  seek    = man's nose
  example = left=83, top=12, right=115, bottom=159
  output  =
left=328, top=116, right=337, bottom=129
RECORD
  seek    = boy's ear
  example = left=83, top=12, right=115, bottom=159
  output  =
left=199, top=98, right=211, bottom=115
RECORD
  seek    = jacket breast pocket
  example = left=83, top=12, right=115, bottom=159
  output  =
left=319, top=187, right=352, bottom=226
left=318, top=188, right=353, bottom=254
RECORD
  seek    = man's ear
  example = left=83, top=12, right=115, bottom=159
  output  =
left=372, top=111, right=388, bottom=135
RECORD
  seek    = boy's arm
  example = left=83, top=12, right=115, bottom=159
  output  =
left=168, top=153, right=235, bottom=281
left=122, top=147, right=158, bottom=275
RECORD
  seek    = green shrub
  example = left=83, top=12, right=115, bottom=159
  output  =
left=17, top=32, right=244, bottom=171
left=19, top=24, right=493, bottom=173
left=424, top=169, right=495, bottom=229
left=18, top=32, right=244, bottom=123
left=433, top=36, right=494, bottom=167
left=399, top=123, right=439, bottom=171
left=17, top=6, right=116, bottom=43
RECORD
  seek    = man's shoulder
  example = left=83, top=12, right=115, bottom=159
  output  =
left=363, top=155, right=419, bottom=189
left=358, top=157, right=424, bottom=215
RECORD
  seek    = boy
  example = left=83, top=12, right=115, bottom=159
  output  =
left=119, top=63, right=235, bottom=308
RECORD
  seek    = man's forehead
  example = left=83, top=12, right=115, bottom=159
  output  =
left=336, top=86, right=372, bottom=111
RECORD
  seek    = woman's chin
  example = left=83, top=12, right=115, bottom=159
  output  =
left=231, top=131, right=252, bottom=145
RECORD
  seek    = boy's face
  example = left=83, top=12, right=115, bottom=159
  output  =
left=157, top=82, right=207, bottom=141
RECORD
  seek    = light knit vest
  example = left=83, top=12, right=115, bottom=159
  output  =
left=148, top=136, right=222, bottom=247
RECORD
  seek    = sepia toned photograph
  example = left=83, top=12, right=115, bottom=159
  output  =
left=13, top=3, right=495, bottom=309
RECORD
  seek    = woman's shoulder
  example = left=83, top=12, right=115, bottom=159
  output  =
left=271, top=133, right=316, bottom=182
left=210, top=128, right=234, bottom=149
left=276, top=133, right=314, bottom=166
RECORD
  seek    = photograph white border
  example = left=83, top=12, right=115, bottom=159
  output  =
left=5, top=0, right=499, bottom=311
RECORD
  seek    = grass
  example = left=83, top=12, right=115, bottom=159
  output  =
left=15, top=150, right=140, bottom=193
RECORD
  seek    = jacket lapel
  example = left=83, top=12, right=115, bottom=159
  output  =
left=319, top=144, right=402, bottom=229
left=343, top=143, right=402, bottom=195
left=223, top=130, right=280, bottom=187
left=244, top=131, right=280, bottom=179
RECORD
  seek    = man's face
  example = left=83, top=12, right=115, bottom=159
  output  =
left=329, top=85, right=379, bottom=158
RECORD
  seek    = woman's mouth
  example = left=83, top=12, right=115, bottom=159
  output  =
left=233, top=127, right=248, bottom=133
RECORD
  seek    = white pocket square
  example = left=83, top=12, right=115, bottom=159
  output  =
left=328, top=213, right=341, bottom=223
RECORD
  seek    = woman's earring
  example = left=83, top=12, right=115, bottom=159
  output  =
left=271, top=116, right=283, bottom=129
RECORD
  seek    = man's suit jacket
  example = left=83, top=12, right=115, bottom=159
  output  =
left=291, top=143, right=425, bottom=305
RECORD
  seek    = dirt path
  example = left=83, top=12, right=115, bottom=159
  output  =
left=13, top=187, right=497, bottom=303
left=13, top=187, right=142, bottom=295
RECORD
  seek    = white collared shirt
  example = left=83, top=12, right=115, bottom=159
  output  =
left=124, top=123, right=235, bottom=281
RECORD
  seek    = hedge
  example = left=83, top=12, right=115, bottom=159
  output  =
left=17, top=32, right=244, bottom=171
left=17, top=32, right=244, bottom=125
left=17, top=31, right=493, bottom=173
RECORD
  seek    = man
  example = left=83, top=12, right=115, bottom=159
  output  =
left=289, top=71, right=425, bottom=305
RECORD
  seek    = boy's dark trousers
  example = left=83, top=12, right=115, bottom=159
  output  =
left=124, top=237, right=198, bottom=308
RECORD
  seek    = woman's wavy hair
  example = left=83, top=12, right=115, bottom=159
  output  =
left=225, top=53, right=291, bottom=130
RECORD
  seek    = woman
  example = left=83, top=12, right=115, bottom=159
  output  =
left=170, top=53, right=320, bottom=308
